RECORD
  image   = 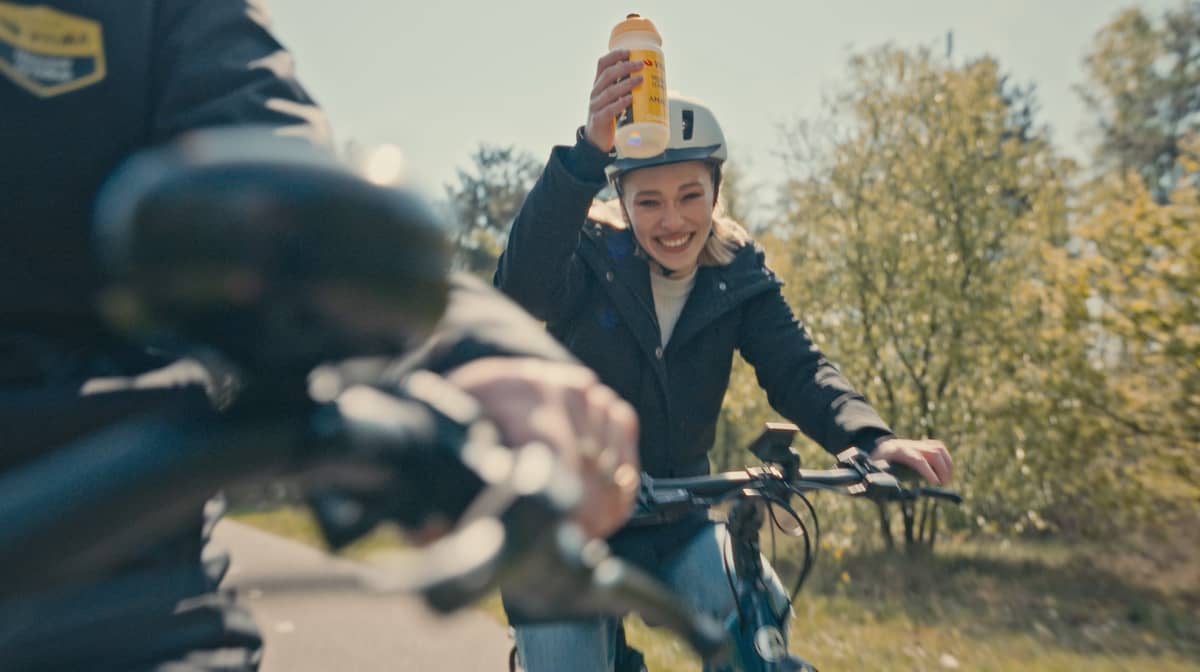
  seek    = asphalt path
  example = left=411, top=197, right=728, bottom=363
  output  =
left=213, top=520, right=513, bottom=671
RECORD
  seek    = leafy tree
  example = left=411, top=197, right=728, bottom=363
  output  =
left=1061, top=2, right=1200, bottom=527
left=763, top=45, right=1095, bottom=549
left=1057, top=136, right=1200, bottom=514
left=445, top=145, right=542, bottom=278
left=716, top=160, right=763, bottom=232
left=1079, top=3, right=1200, bottom=201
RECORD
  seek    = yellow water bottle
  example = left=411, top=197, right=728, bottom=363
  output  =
left=608, top=13, right=669, bottom=158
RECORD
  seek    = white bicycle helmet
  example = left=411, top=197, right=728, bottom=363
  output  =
left=605, top=94, right=727, bottom=185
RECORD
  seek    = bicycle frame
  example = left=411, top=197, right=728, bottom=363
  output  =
left=721, top=496, right=817, bottom=672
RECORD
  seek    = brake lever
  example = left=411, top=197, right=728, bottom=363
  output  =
left=627, top=473, right=699, bottom=526
left=872, top=460, right=963, bottom=503
left=855, top=457, right=964, bottom=504
left=845, top=471, right=909, bottom=501
left=353, top=439, right=583, bottom=613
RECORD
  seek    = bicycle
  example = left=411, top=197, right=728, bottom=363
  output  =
left=501, top=421, right=962, bottom=672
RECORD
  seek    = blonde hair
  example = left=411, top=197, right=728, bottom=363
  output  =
left=586, top=198, right=752, bottom=268
left=701, top=205, right=752, bottom=266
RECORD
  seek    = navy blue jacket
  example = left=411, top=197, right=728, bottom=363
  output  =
left=0, top=0, right=330, bottom=337
left=496, top=134, right=895, bottom=478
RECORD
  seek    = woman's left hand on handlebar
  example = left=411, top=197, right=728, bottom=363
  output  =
left=870, top=438, right=953, bottom=485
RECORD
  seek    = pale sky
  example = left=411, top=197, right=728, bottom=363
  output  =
left=266, top=1, right=1170, bottom=200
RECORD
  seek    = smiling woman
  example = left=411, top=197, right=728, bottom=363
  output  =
left=492, top=44, right=954, bottom=672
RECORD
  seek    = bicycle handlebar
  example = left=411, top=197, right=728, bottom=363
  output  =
left=0, top=370, right=731, bottom=659
left=1, top=405, right=961, bottom=668
left=631, top=449, right=961, bottom=528
left=0, top=371, right=484, bottom=598
left=407, top=429, right=962, bottom=666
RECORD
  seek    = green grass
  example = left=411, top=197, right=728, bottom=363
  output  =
left=234, top=507, right=1200, bottom=671
left=763, top=535, right=1199, bottom=672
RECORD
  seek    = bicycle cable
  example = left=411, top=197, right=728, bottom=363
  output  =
left=762, top=489, right=811, bottom=626
left=786, top=485, right=822, bottom=612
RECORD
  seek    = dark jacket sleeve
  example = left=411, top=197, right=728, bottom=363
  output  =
left=493, top=132, right=610, bottom=322
left=737, top=261, right=894, bottom=454
left=150, top=0, right=332, bottom=146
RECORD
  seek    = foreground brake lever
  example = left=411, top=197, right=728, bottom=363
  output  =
left=343, top=439, right=581, bottom=613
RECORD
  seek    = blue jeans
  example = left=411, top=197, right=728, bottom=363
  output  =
left=514, top=522, right=789, bottom=672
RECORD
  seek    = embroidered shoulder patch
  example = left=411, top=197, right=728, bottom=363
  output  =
left=0, top=3, right=105, bottom=98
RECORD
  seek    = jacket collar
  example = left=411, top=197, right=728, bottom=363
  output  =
left=668, top=242, right=780, bottom=349
left=580, top=221, right=780, bottom=352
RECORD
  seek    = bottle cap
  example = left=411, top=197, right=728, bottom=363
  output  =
left=609, top=13, right=661, bottom=47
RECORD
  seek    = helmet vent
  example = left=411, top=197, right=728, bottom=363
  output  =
left=682, top=109, right=694, bottom=141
